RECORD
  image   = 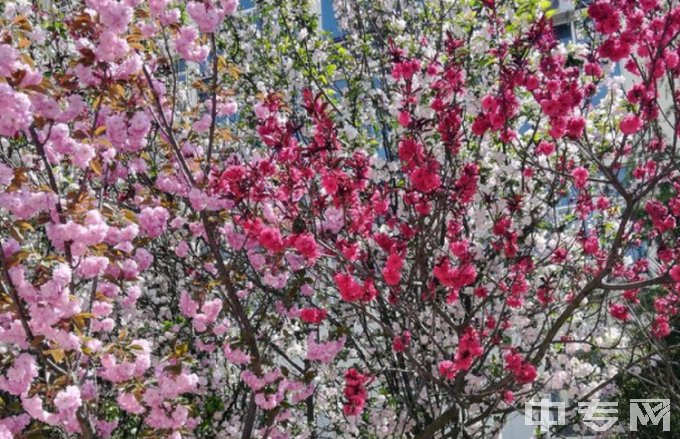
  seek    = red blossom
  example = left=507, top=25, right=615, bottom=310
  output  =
left=299, top=307, right=327, bottom=324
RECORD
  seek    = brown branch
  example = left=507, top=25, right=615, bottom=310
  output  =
left=206, top=33, right=220, bottom=170
left=28, top=126, right=95, bottom=439
left=600, top=273, right=671, bottom=291
left=140, top=63, right=262, bottom=438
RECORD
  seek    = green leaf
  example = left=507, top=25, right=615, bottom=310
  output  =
left=539, top=0, right=553, bottom=10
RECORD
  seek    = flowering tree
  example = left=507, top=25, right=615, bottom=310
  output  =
left=1, top=0, right=680, bottom=438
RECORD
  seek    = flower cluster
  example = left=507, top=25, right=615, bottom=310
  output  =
left=0, top=0, right=679, bottom=437
left=342, top=369, right=371, bottom=416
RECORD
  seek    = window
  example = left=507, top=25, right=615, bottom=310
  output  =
left=331, top=78, right=348, bottom=97
left=590, top=62, right=622, bottom=106
left=199, top=55, right=213, bottom=79
left=320, top=0, right=345, bottom=40
left=554, top=22, right=574, bottom=44
left=176, top=59, right=188, bottom=82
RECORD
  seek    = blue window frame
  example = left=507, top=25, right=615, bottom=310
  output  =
left=321, top=0, right=344, bottom=40
left=557, top=186, right=576, bottom=209
left=554, top=23, right=573, bottom=44
left=199, top=55, right=212, bottom=78
left=367, top=76, right=392, bottom=159
left=590, top=62, right=622, bottom=106
left=626, top=242, right=648, bottom=261
left=239, top=0, right=263, bottom=30
left=376, top=141, right=389, bottom=160
left=176, top=59, right=187, bottom=82
left=331, top=78, right=348, bottom=97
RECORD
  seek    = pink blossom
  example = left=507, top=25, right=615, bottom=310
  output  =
left=175, top=240, right=190, bottom=257
left=77, top=256, right=109, bottom=279
left=95, top=419, right=118, bottom=438
left=222, top=0, right=239, bottom=15
left=241, top=370, right=266, bottom=391
left=149, top=0, right=169, bottom=16
left=0, top=414, right=29, bottom=436
left=218, top=100, right=238, bottom=116
left=1, top=238, right=20, bottom=259
left=438, top=360, right=457, bottom=380
left=585, top=62, right=603, bottom=77
left=96, top=31, right=129, bottom=62
left=106, top=113, right=128, bottom=148
left=262, top=270, right=289, bottom=288
left=187, top=2, right=225, bottom=33
left=294, top=233, right=318, bottom=260
left=54, top=386, right=82, bottom=419
left=433, top=260, right=476, bottom=289
left=0, top=2, right=677, bottom=434
left=157, top=370, right=199, bottom=399
left=21, top=394, right=54, bottom=425
left=91, top=301, right=113, bottom=318
left=122, top=285, right=142, bottom=307
left=0, top=84, right=32, bottom=137
left=620, top=113, right=643, bottom=135
left=391, top=59, right=421, bottom=81
left=670, top=266, right=680, bottom=283
left=259, top=226, right=284, bottom=253
left=0, top=354, right=37, bottom=395
left=134, top=248, right=154, bottom=270
left=567, top=116, right=586, bottom=138
left=0, top=320, right=29, bottom=349
left=0, top=44, right=20, bottom=77
left=582, top=236, right=599, bottom=255
left=452, top=327, right=483, bottom=371
left=193, top=298, right=223, bottom=332
left=397, top=111, right=411, bottom=127
left=127, top=111, right=150, bottom=149
left=382, top=252, right=404, bottom=286
left=571, top=166, right=589, bottom=190
left=98, top=1, right=133, bottom=34
left=410, top=166, right=441, bottom=193
left=174, top=27, right=209, bottom=62
left=334, top=272, right=363, bottom=301
left=392, top=330, right=411, bottom=353
left=179, top=291, right=198, bottom=317
left=652, top=315, right=671, bottom=338
left=189, top=188, right=208, bottom=211
left=307, top=335, right=345, bottom=364
left=320, top=206, right=344, bottom=233
left=72, top=143, right=95, bottom=169
left=138, top=206, right=170, bottom=238
left=100, top=340, right=151, bottom=383
left=504, top=351, right=537, bottom=384
left=19, top=68, right=42, bottom=88
left=437, top=328, right=483, bottom=378
left=609, top=303, right=630, bottom=321
left=0, top=162, right=13, bottom=186
left=193, top=113, right=212, bottom=133
left=299, top=307, right=327, bottom=324
left=224, top=345, right=251, bottom=365
left=342, top=368, right=370, bottom=416
left=254, top=391, right=284, bottom=410
left=117, top=392, right=145, bottom=414
left=535, top=140, right=555, bottom=156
